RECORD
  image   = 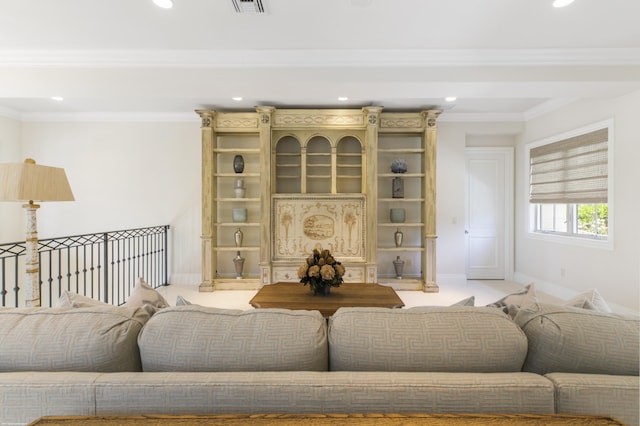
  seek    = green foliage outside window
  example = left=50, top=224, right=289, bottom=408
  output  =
left=577, top=204, right=608, bottom=236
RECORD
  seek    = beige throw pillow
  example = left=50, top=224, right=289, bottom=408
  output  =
left=123, top=277, right=169, bottom=309
left=563, top=288, right=611, bottom=313
left=487, top=283, right=537, bottom=318
left=57, top=290, right=108, bottom=308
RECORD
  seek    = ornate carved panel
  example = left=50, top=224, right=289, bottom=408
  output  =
left=272, top=195, right=365, bottom=261
left=273, top=112, right=364, bottom=128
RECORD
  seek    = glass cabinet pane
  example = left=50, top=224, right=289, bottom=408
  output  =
left=306, top=136, right=331, bottom=193
left=275, top=136, right=301, bottom=193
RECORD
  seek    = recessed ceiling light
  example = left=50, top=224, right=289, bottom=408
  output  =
left=552, top=0, right=574, bottom=7
left=153, top=0, right=173, bottom=9
left=445, top=96, right=457, bottom=102
left=51, top=96, right=64, bottom=101
left=338, top=97, right=348, bottom=101
left=232, top=96, right=243, bottom=101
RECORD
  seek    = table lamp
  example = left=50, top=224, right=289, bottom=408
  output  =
left=0, top=158, right=74, bottom=306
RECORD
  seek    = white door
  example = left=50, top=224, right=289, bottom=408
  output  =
left=465, top=148, right=513, bottom=280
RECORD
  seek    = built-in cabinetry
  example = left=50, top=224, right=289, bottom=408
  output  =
left=198, top=107, right=440, bottom=292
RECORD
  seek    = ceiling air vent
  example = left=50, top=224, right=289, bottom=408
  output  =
left=232, top=0, right=266, bottom=14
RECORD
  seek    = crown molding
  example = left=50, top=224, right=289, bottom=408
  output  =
left=16, top=112, right=199, bottom=123
left=438, top=112, right=525, bottom=122
left=2, top=48, right=639, bottom=68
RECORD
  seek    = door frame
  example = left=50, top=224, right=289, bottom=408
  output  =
left=464, top=147, right=514, bottom=281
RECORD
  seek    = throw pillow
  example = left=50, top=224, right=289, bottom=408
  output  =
left=451, top=296, right=475, bottom=306
left=123, top=277, right=169, bottom=309
left=176, top=295, right=192, bottom=306
left=563, top=288, right=611, bottom=313
left=487, top=283, right=537, bottom=318
left=57, top=290, right=108, bottom=308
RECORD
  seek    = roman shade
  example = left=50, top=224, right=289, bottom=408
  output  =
left=529, top=127, right=608, bottom=204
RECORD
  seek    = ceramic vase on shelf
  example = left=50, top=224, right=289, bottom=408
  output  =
left=393, top=256, right=405, bottom=279
left=392, top=176, right=404, bottom=198
left=233, top=251, right=245, bottom=279
left=233, top=155, right=245, bottom=173
left=234, top=178, right=246, bottom=198
left=234, top=228, right=243, bottom=247
left=232, top=208, right=247, bottom=223
left=394, top=228, right=404, bottom=247
left=390, top=208, right=406, bottom=223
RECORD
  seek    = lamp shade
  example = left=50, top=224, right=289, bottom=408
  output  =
left=0, top=158, right=74, bottom=202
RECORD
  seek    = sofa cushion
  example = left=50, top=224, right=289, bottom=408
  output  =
left=328, top=307, right=527, bottom=372
left=138, top=306, right=328, bottom=372
left=546, top=373, right=639, bottom=426
left=514, top=303, right=639, bottom=376
left=0, top=305, right=153, bottom=372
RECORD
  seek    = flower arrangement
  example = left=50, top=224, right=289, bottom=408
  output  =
left=390, top=159, right=407, bottom=174
left=298, top=248, right=345, bottom=295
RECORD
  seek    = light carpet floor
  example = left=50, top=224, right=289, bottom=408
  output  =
left=157, top=280, right=563, bottom=311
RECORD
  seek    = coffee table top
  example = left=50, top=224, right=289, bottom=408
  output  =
left=249, top=282, right=404, bottom=317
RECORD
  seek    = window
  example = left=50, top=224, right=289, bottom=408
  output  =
left=527, top=120, right=612, bottom=246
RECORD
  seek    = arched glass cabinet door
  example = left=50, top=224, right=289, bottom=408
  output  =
left=306, top=136, right=331, bottom=193
left=337, top=136, right=363, bottom=194
left=275, top=135, right=301, bottom=194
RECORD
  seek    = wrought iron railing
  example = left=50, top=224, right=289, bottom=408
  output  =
left=0, top=225, right=169, bottom=307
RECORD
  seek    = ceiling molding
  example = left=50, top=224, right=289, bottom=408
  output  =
left=438, top=112, right=525, bottom=123
left=523, top=97, right=579, bottom=121
left=16, top=112, right=199, bottom=123
left=2, top=48, right=640, bottom=68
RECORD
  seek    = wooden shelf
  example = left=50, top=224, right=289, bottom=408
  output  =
left=214, top=148, right=260, bottom=154
left=216, top=197, right=260, bottom=202
left=378, top=198, right=424, bottom=202
left=214, top=247, right=260, bottom=252
left=215, top=172, right=260, bottom=178
left=378, top=222, right=424, bottom=227
left=378, top=173, right=424, bottom=178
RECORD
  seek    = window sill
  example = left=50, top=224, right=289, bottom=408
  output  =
left=526, top=231, right=613, bottom=250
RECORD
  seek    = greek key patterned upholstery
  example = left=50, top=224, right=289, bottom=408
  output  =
left=328, top=307, right=528, bottom=372
left=138, top=306, right=328, bottom=372
left=546, top=373, right=640, bottom=426
left=93, top=371, right=554, bottom=416
left=0, top=372, right=100, bottom=424
left=514, top=303, right=640, bottom=375
left=0, top=306, right=153, bottom=372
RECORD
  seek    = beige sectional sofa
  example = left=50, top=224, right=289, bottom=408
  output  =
left=0, top=302, right=638, bottom=426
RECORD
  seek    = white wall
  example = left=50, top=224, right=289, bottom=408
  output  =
left=6, top=108, right=637, bottom=313
left=0, top=115, right=23, bottom=243
left=515, top=91, right=640, bottom=312
left=435, top=121, right=523, bottom=285
left=19, top=120, right=202, bottom=284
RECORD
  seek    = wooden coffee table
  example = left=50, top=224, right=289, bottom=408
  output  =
left=249, top=282, right=404, bottom=317
left=29, top=413, right=627, bottom=425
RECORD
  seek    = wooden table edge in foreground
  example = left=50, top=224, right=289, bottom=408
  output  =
left=249, top=282, right=405, bottom=317
left=29, top=413, right=627, bottom=425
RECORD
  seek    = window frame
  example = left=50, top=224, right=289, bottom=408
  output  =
left=525, top=119, right=614, bottom=250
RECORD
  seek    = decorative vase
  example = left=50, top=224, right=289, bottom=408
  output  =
left=393, top=256, right=405, bottom=279
left=233, top=251, right=245, bottom=279
left=392, top=176, right=404, bottom=198
left=232, top=208, right=247, bottom=223
left=233, top=155, right=245, bottom=173
left=390, top=208, right=405, bottom=223
left=390, top=160, right=407, bottom=174
left=234, top=228, right=243, bottom=247
left=394, top=228, right=404, bottom=247
left=234, top=178, right=246, bottom=198
left=313, top=284, right=331, bottom=296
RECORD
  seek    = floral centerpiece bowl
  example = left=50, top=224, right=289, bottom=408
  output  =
left=298, top=248, right=345, bottom=296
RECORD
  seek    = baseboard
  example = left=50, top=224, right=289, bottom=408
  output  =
left=436, top=274, right=467, bottom=287
left=169, top=273, right=201, bottom=286
left=513, top=272, right=639, bottom=316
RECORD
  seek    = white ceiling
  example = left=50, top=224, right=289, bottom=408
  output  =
left=1, top=0, right=639, bottom=121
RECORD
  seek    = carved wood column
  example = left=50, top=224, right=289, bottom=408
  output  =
left=422, top=109, right=442, bottom=292
left=197, top=110, right=216, bottom=291
left=363, top=106, right=383, bottom=283
left=256, top=106, right=275, bottom=286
